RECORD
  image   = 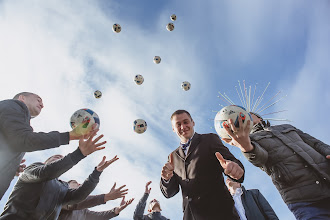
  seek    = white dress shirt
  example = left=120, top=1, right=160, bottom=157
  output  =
left=232, top=187, right=247, bottom=220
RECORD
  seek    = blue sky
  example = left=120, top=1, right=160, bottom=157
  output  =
left=1, top=0, right=330, bottom=219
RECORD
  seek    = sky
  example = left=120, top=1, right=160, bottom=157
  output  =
left=0, top=0, right=330, bottom=219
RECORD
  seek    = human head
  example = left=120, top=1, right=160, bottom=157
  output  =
left=44, top=154, right=64, bottom=164
left=225, top=178, right=241, bottom=194
left=13, top=92, right=44, bottom=118
left=148, top=199, right=162, bottom=212
left=171, top=110, right=195, bottom=143
left=68, top=180, right=81, bottom=189
left=250, top=112, right=263, bottom=125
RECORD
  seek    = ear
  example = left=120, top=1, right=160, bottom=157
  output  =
left=172, top=124, right=175, bottom=133
left=18, top=95, right=25, bottom=102
left=192, top=120, right=195, bottom=126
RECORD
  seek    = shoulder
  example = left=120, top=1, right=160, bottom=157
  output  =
left=0, top=99, right=28, bottom=116
left=25, top=162, right=44, bottom=170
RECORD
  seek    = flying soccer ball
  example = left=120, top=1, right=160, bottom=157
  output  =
left=94, top=90, right=102, bottom=99
left=166, top=23, right=175, bottom=31
left=112, top=24, right=121, bottom=33
left=70, top=108, right=100, bottom=135
left=153, top=56, right=161, bottom=64
left=214, top=105, right=253, bottom=139
left=134, top=74, right=144, bottom=85
left=133, top=119, right=147, bottom=134
left=170, top=14, right=177, bottom=21
left=181, top=81, right=191, bottom=91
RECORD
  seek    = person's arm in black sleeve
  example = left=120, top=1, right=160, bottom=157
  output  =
left=0, top=101, right=69, bottom=152
left=133, top=193, right=149, bottom=220
left=63, top=168, right=101, bottom=205
left=84, top=208, right=118, bottom=220
left=19, top=147, right=85, bottom=183
left=62, top=194, right=106, bottom=210
left=209, top=133, right=245, bottom=183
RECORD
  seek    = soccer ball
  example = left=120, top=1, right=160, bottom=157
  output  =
left=181, top=81, right=191, bottom=91
left=170, top=14, right=177, bottom=21
left=134, top=74, right=144, bottom=85
left=214, top=105, right=253, bottom=139
left=153, top=56, right=161, bottom=64
left=70, top=108, right=100, bottom=135
left=112, top=24, right=121, bottom=33
left=94, top=90, right=102, bottom=99
left=166, top=23, right=175, bottom=31
left=133, top=119, right=147, bottom=134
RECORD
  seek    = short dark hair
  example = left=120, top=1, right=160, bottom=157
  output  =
left=170, top=110, right=193, bottom=121
left=13, top=92, right=35, bottom=100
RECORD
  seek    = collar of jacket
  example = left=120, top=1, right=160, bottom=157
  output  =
left=175, top=133, right=201, bottom=160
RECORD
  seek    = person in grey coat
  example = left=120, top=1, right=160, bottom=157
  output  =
left=226, top=178, right=278, bottom=220
left=222, top=112, right=330, bottom=220
left=58, top=180, right=134, bottom=220
left=0, top=129, right=110, bottom=220
left=134, top=181, right=169, bottom=220
left=0, top=92, right=91, bottom=200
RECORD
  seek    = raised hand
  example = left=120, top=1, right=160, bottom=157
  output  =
left=215, top=152, right=244, bottom=180
left=78, top=129, right=106, bottom=156
left=104, top=182, right=128, bottom=202
left=96, top=155, right=119, bottom=172
left=15, top=159, right=26, bottom=176
left=70, top=123, right=99, bottom=140
left=114, top=196, right=135, bottom=214
left=145, top=181, right=152, bottom=194
left=161, top=153, right=174, bottom=181
left=222, top=117, right=254, bottom=152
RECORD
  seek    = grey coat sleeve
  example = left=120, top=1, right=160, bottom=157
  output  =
left=242, top=141, right=269, bottom=167
left=254, top=190, right=279, bottom=220
left=0, top=100, right=70, bottom=152
left=19, top=148, right=85, bottom=183
left=62, top=194, right=106, bottom=210
left=133, top=193, right=149, bottom=220
left=84, top=208, right=118, bottom=220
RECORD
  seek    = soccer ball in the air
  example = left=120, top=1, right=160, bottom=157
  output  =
left=166, top=23, right=175, bottom=31
left=112, top=24, right=121, bottom=33
left=94, top=90, right=102, bottom=99
left=133, top=119, right=147, bottom=134
left=134, top=75, right=144, bottom=85
left=170, top=14, right=177, bottom=21
left=181, top=81, right=191, bottom=91
left=70, top=108, right=100, bottom=135
left=153, top=56, right=161, bottom=64
left=214, top=105, right=253, bottom=139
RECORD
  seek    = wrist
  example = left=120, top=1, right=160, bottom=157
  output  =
left=114, top=207, right=120, bottom=215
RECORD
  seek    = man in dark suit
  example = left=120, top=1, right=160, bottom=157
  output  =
left=160, top=110, right=245, bottom=220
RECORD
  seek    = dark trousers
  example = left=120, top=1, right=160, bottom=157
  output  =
left=287, top=197, right=330, bottom=220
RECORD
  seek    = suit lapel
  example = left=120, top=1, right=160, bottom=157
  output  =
left=175, top=146, right=186, bottom=160
left=186, top=133, right=200, bottom=159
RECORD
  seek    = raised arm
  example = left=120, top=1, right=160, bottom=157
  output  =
left=160, top=153, right=180, bottom=198
left=62, top=194, right=106, bottom=210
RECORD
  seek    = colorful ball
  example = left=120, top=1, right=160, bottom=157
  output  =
left=153, top=56, right=161, bottom=64
left=181, top=81, right=191, bottom=91
left=94, top=90, right=102, bottom=99
left=134, top=74, right=144, bottom=85
left=70, top=108, right=100, bottom=135
left=170, top=14, right=177, bottom=21
left=133, top=119, right=147, bottom=134
left=112, top=24, right=121, bottom=33
left=166, top=23, right=175, bottom=31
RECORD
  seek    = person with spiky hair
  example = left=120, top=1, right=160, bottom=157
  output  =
left=222, top=113, right=330, bottom=220
left=0, top=92, right=96, bottom=200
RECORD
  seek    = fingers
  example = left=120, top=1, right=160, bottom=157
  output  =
left=222, top=138, right=232, bottom=144
left=92, top=134, right=104, bottom=144
left=21, top=159, right=26, bottom=164
left=109, top=155, right=119, bottom=164
left=223, top=121, right=234, bottom=138
left=146, top=181, right=152, bottom=187
left=326, top=155, right=330, bottom=159
left=229, top=118, right=238, bottom=134
left=169, top=153, right=173, bottom=165
left=111, top=182, right=116, bottom=190
left=99, top=156, right=106, bottom=165
left=215, top=152, right=226, bottom=168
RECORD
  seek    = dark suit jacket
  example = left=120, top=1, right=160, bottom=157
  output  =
left=160, top=133, right=244, bottom=220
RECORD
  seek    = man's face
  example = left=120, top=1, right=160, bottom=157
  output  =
left=148, top=199, right=161, bottom=212
left=44, top=155, right=64, bottom=164
left=68, top=180, right=81, bottom=189
left=19, top=94, right=44, bottom=118
left=171, top=113, right=195, bottom=143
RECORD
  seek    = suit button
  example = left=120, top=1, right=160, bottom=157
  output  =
left=304, top=165, right=308, bottom=168
left=293, top=152, right=296, bottom=154
left=185, top=179, right=190, bottom=182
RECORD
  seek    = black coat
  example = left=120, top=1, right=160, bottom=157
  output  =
left=0, top=99, right=69, bottom=200
left=0, top=148, right=100, bottom=220
left=160, top=133, right=244, bottom=220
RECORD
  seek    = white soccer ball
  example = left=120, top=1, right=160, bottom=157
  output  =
left=134, top=74, right=144, bottom=85
left=70, top=108, right=100, bottom=135
left=94, top=90, right=102, bottom=99
left=181, top=81, right=191, bottom=91
left=170, top=14, right=177, bottom=21
left=153, top=56, right=161, bottom=64
left=166, top=23, right=175, bottom=31
left=214, top=105, right=253, bottom=139
left=133, top=119, right=147, bottom=134
left=112, top=24, right=121, bottom=33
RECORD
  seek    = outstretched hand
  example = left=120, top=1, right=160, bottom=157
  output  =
left=161, top=153, right=174, bottom=181
left=104, top=182, right=128, bottom=202
left=326, top=155, right=330, bottom=159
left=15, top=159, right=26, bottom=176
left=70, top=123, right=99, bottom=140
left=96, top=155, right=119, bottom=172
left=215, top=152, right=244, bottom=180
left=114, top=196, right=135, bottom=214
left=78, top=129, right=106, bottom=156
left=222, top=117, right=254, bottom=152
left=145, top=181, right=152, bottom=194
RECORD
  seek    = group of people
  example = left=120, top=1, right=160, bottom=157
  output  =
left=0, top=92, right=330, bottom=220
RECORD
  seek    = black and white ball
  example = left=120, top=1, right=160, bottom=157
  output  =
left=214, top=105, right=253, bottom=139
left=170, top=14, right=177, bottom=21
left=181, top=81, right=191, bottom=91
left=112, top=24, right=121, bottom=33
left=153, top=56, right=161, bottom=64
left=133, top=119, right=147, bottom=134
left=166, top=23, right=175, bottom=31
left=94, top=90, right=102, bottom=99
left=134, top=74, right=144, bottom=85
left=70, top=108, right=100, bottom=135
